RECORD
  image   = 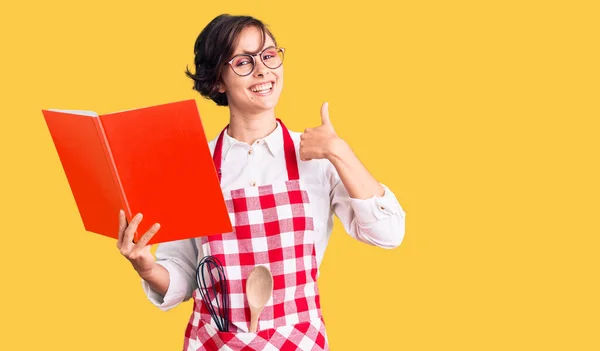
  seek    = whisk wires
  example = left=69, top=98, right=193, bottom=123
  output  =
left=196, top=255, right=230, bottom=332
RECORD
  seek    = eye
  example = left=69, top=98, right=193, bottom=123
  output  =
left=262, top=49, right=278, bottom=60
left=234, top=57, right=252, bottom=67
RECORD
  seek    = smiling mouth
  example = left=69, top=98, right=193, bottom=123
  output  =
left=249, top=81, right=274, bottom=94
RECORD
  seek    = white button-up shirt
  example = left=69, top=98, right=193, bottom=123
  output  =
left=143, top=121, right=406, bottom=310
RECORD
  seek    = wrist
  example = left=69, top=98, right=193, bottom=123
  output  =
left=326, top=138, right=351, bottom=163
left=137, top=263, right=157, bottom=281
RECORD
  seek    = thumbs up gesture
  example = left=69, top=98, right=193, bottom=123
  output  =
left=299, top=102, right=346, bottom=161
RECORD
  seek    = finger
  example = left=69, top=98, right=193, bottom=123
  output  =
left=117, top=209, right=127, bottom=248
left=299, top=148, right=311, bottom=162
left=123, top=213, right=143, bottom=248
left=320, top=102, right=331, bottom=126
left=134, top=223, right=161, bottom=250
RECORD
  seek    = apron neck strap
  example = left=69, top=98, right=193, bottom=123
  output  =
left=213, top=118, right=299, bottom=183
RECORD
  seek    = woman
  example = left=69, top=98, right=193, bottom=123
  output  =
left=116, top=14, right=406, bottom=351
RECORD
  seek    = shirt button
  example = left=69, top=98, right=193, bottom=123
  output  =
left=380, top=206, right=385, bottom=210
left=248, top=149, right=253, bottom=155
left=250, top=181, right=256, bottom=187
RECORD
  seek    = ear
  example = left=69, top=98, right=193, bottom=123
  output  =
left=217, top=82, right=227, bottom=94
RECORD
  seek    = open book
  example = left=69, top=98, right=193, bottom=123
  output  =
left=42, top=99, right=232, bottom=244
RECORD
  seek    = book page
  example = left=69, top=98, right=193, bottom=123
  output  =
left=47, top=109, right=99, bottom=117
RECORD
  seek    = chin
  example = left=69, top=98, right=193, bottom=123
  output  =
left=248, top=95, right=281, bottom=112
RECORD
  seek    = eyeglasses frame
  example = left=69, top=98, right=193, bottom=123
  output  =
left=226, top=46, right=285, bottom=77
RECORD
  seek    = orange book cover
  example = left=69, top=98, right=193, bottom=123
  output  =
left=41, top=99, right=232, bottom=244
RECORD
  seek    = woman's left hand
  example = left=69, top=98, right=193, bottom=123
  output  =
left=300, top=102, right=348, bottom=161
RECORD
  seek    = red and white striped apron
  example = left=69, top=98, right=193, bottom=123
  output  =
left=183, top=119, right=330, bottom=351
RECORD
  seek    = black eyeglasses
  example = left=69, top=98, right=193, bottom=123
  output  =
left=226, top=46, right=285, bottom=77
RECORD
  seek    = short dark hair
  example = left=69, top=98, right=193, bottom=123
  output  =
left=185, top=14, right=278, bottom=106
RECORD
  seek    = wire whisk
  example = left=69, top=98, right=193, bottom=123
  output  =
left=196, top=255, right=230, bottom=332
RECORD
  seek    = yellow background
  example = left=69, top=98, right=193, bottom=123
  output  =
left=1, top=0, right=598, bottom=350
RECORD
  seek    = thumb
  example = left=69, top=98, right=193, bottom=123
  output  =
left=320, top=102, right=331, bottom=126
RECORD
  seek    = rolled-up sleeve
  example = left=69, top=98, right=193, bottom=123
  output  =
left=327, top=162, right=406, bottom=248
left=141, top=238, right=199, bottom=311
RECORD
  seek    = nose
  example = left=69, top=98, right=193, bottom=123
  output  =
left=253, top=56, right=270, bottom=77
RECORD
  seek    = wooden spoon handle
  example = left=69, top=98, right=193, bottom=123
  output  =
left=249, top=310, right=259, bottom=333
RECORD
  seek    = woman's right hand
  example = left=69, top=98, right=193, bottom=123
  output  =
left=117, top=210, right=161, bottom=279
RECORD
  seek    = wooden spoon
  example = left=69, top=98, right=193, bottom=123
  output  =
left=246, top=265, right=273, bottom=333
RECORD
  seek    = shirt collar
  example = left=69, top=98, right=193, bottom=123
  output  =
left=221, top=120, right=283, bottom=160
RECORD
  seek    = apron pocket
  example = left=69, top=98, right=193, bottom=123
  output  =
left=194, top=319, right=328, bottom=351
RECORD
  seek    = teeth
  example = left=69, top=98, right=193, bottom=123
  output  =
left=250, top=82, right=273, bottom=92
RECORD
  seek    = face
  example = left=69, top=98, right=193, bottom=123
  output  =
left=219, top=26, right=284, bottom=115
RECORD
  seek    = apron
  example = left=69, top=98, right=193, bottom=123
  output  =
left=183, top=119, right=330, bottom=351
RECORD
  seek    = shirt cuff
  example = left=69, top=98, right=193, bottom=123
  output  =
left=141, top=260, right=191, bottom=311
left=349, top=184, right=405, bottom=224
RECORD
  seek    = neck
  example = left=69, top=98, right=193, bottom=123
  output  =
left=227, top=109, right=278, bottom=145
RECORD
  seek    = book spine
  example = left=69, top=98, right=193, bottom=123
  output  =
left=91, top=116, right=134, bottom=240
